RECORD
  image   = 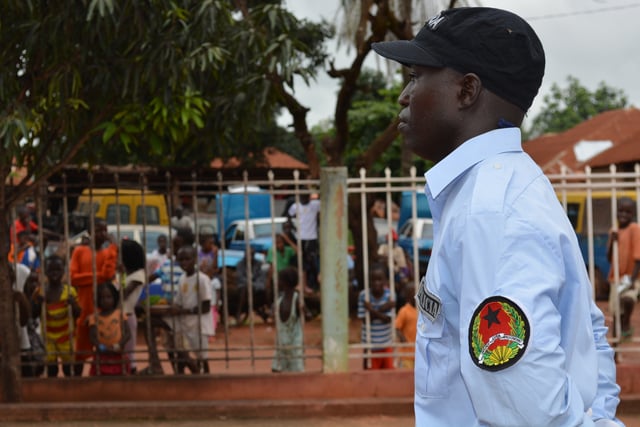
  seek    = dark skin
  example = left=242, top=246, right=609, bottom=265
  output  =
left=32, top=259, right=82, bottom=319
left=89, top=286, right=131, bottom=353
left=169, top=246, right=210, bottom=374
left=606, top=198, right=640, bottom=335
left=363, top=268, right=395, bottom=323
left=398, top=66, right=525, bottom=162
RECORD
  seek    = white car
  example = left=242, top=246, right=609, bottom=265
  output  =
left=107, top=224, right=175, bottom=254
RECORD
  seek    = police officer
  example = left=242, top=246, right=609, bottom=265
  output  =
left=373, top=7, right=622, bottom=426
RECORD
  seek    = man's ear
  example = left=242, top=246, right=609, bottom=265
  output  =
left=458, top=73, right=482, bottom=109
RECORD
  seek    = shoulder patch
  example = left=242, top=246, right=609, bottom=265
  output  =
left=468, top=296, right=529, bottom=371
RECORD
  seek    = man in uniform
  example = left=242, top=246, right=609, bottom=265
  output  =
left=373, top=7, right=622, bottom=426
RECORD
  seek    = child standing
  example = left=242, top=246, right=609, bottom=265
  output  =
left=394, top=283, right=417, bottom=369
left=607, top=197, right=640, bottom=340
left=358, top=263, right=395, bottom=370
left=70, top=218, right=118, bottom=375
left=171, top=245, right=214, bottom=374
left=32, top=255, right=81, bottom=377
left=119, top=239, right=146, bottom=374
left=88, top=281, right=131, bottom=376
left=271, top=267, right=311, bottom=373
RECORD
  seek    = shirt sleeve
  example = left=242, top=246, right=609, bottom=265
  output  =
left=198, top=274, right=212, bottom=303
left=357, top=290, right=366, bottom=319
left=588, top=299, right=623, bottom=425
left=459, top=212, right=600, bottom=426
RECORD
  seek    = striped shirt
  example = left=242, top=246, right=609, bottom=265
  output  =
left=357, top=287, right=393, bottom=348
left=38, top=284, right=77, bottom=344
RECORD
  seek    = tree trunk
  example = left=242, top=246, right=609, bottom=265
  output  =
left=0, top=206, right=23, bottom=402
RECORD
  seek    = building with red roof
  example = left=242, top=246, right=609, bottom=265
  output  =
left=523, top=108, right=640, bottom=174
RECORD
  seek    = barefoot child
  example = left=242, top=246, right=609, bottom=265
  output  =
left=32, top=255, right=81, bottom=377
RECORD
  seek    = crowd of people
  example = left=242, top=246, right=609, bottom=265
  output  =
left=7, top=195, right=424, bottom=378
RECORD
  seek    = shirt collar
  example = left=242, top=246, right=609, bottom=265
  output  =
left=425, top=127, right=523, bottom=199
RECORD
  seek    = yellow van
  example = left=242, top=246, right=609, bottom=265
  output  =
left=75, top=188, right=169, bottom=226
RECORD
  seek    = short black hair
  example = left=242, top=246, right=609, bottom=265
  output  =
left=278, top=266, right=298, bottom=289
left=369, top=262, right=389, bottom=278
left=97, top=281, right=120, bottom=308
left=121, top=239, right=146, bottom=272
left=45, top=254, right=65, bottom=269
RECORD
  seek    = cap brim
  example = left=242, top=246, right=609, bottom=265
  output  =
left=372, top=40, right=443, bottom=68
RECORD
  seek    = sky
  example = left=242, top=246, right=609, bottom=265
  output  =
left=281, top=0, right=640, bottom=128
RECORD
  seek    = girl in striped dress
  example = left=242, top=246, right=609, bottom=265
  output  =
left=32, top=255, right=82, bottom=377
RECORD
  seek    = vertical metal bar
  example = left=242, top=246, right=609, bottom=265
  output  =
left=609, top=164, right=621, bottom=343
left=358, top=168, right=371, bottom=369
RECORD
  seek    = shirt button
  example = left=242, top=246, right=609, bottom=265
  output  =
left=420, top=324, right=427, bottom=333
left=494, top=163, right=502, bottom=169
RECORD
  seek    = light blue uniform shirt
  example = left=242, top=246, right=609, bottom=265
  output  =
left=415, top=128, right=622, bottom=426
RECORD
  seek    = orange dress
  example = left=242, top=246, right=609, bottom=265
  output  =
left=88, top=309, right=129, bottom=376
left=70, top=243, right=118, bottom=361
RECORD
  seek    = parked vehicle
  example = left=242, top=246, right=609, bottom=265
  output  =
left=398, top=190, right=432, bottom=230
left=557, top=190, right=637, bottom=278
left=396, top=218, right=434, bottom=277
left=224, top=217, right=288, bottom=254
left=74, top=188, right=170, bottom=228
left=107, top=224, right=173, bottom=253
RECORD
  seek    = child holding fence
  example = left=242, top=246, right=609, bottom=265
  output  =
left=32, top=255, right=81, bottom=377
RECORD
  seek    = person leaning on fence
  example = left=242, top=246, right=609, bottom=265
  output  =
left=606, top=197, right=640, bottom=341
left=372, top=6, right=621, bottom=425
left=32, top=255, right=81, bottom=378
left=70, top=217, right=118, bottom=376
left=271, top=266, right=312, bottom=373
left=357, top=262, right=395, bottom=370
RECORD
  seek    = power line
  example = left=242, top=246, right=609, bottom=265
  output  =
left=525, top=3, right=640, bottom=21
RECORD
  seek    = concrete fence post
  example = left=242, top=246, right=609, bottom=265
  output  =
left=320, top=167, right=349, bottom=372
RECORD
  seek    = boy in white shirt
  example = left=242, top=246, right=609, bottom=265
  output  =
left=170, top=245, right=214, bottom=374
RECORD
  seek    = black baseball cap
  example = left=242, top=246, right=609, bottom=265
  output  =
left=371, top=7, right=545, bottom=112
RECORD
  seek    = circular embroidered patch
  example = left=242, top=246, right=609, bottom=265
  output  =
left=468, top=296, right=529, bottom=371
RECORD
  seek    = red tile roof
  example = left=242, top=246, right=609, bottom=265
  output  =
left=523, top=108, right=640, bottom=174
left=210, top=146, right=309, bottom=170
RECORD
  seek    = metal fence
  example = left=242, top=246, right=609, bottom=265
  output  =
left=10, top=164, right=639, bottom=378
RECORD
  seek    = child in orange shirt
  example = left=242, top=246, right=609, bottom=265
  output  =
left=88, top=281, right=131, bottom=376
left=394, top=283, right=417, bottom=369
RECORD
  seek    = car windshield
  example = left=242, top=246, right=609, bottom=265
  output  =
left=254, top=222, right=282, bottom=238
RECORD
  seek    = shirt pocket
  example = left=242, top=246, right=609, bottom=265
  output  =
left=415, top=313, right=450, bottom=399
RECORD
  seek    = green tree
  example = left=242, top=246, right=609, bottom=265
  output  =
left=526, top=75, right=629, bottom=139
left=0, top=0, right=329, bottom=401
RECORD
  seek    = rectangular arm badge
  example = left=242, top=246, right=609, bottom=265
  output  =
left=416, top=276, right=442, bottom=322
